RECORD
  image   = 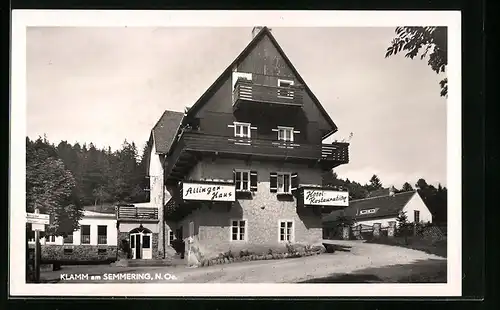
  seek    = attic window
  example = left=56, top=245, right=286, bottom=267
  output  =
left=359, top=209, right=377, bottom=215
left=277, top=79, right=295, bottom=99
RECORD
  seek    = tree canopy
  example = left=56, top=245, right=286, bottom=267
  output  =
left=27, top=136, right=150, bottom=221
left=385, top=26, right=448, bottom=97
left=26, top=137, right=82, bottom=236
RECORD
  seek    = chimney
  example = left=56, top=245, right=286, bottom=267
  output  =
left=252, top=26, right=267, bottom=39
left=389, top=186, right=395, bottom=197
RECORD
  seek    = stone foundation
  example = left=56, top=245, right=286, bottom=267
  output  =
left=28, top=244, right=117, bottom=263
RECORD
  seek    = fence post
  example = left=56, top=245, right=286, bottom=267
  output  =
left=373, top=223, right=381, bottom=238
left=342, top=225, right=350, bottom=240
left=388, top=221, right=396, bottom=237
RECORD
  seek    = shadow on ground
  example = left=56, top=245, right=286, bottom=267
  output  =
left=299, top=259, right=447, bottom=283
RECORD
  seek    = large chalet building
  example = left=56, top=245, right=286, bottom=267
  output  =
left=116, top=26, right=350, bottom=261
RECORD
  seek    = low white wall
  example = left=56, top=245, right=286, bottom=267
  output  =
left=30, top=216, right=117, bottom=246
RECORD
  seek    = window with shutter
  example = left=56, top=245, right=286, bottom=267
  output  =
left=291, top=172, right=299, bottom=192
left=270, top=173, right=278, bottom=192
left=235, top=170, right=251, bottom=192
left=250, top=171, right=258, bottom=191
left=277, top=173, right=292, bottom=194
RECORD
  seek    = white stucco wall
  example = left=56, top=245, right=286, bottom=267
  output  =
left=149, top=139, right=164, bottom=208
left=355, top=217, right=398, bottom=229
left=32, top=215, right=117, bottom=246
left=402, top=192, right=433, bottom=223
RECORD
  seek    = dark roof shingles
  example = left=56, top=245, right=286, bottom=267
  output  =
left=152, top=110, right=184, bottom=154
left=323, top=191, right=416, bottom=223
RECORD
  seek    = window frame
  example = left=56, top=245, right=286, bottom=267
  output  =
left=359, top=209, right=377, bottom=215
left=277, top=126, right=294, bottom=142
left=168, top=229, right=175, bottom=245
left=277, top=79, right=295, bottom=99
left=230, top=219, right=247, bottom=242
left=235, top=169, right=251, bottom=192
left=277, top=172, right=292, bottom=194
left=233, top=122, right=252, bottom=139
left=142, top=234, right=151, bottom=249
left=80, top=225, right=91, bottom=245
left=97, top=225, right=107, bottom=245
left=414, top=210, right=420, bottom=223
left=278, top=219, right=294, bottom=243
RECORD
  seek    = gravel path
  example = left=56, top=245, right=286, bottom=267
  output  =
left=44, top=240, right=446, bottom=283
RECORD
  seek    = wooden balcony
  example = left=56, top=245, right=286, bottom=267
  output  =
left=165, top=131, right=349, bottom=184
left=116, top=205, right=159, bottom=222
left=232, top=79, right=304, bottom=110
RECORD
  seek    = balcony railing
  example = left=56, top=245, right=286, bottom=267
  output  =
left=116, top=205, right=159, bottom=221
left=232, top=79, right=304, bottom=108
left=165, top=131, right=349, bottom=184
left=63, top=235, right=73, bottom=244
left=97, top=235, right=107, bottom=245
left=81, top=235, right=90, bottom=244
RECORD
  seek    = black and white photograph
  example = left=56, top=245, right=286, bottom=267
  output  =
left=10, top=10, right=461, bottom=297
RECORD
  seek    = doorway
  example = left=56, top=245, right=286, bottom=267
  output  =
left=129, top=227, right=152, bottom=260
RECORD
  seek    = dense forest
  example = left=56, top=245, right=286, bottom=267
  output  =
left=27, top=136, right=151, bottom=209
left=25, top=135, right=448, bottom=236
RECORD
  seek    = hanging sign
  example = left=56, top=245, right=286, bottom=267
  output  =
left=303, top=189, right=349, bottom=206
left=182, top=182, right=236, bottom=202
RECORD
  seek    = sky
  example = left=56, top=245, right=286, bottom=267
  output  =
left=26, top=27, right=447, bottom=188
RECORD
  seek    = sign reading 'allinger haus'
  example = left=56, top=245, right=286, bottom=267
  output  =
left=182, top=182, right=236, bottom=202
left=303, top=189, right=349, bottom=207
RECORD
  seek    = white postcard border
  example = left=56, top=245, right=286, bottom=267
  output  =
left=10, top=10, right=462, bottom=297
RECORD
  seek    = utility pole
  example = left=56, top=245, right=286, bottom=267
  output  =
left=34, top=208, right=41, bottom=283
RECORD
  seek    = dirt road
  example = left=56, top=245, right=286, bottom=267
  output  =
left=46, top=240, right=447, bottom=283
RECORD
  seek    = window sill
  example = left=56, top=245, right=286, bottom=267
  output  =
left=277, top=192, right=293, bottom=196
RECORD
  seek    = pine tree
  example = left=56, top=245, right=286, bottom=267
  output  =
left=395, top=211, right=411, bottom=244
left=401, top=182, right=414, bottom=192
left=366, top=174, right=383, bottom=191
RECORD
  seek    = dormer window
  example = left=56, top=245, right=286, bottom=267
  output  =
left=278, top=126, right=294, bottom=142
left=234, top=122, right=251, bottom=138
left=277, top=79, right=295, bottom=99
left=359, top=208, right=377, bottom=215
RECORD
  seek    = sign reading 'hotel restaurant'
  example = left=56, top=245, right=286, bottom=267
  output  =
left=303, top=189, right=349, bottom=207
left=182, top=182, right=236, bottom=202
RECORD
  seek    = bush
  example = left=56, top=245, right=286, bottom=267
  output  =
left=220, top=250, right=234, bottom=260
left=239, top=250, right=251, bottom=258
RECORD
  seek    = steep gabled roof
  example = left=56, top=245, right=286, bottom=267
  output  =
left=149, top=110, right=185, bottom=154
left=323, top=191, right=417, bottom=223
left=184, top=26, right=338, bottom=139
